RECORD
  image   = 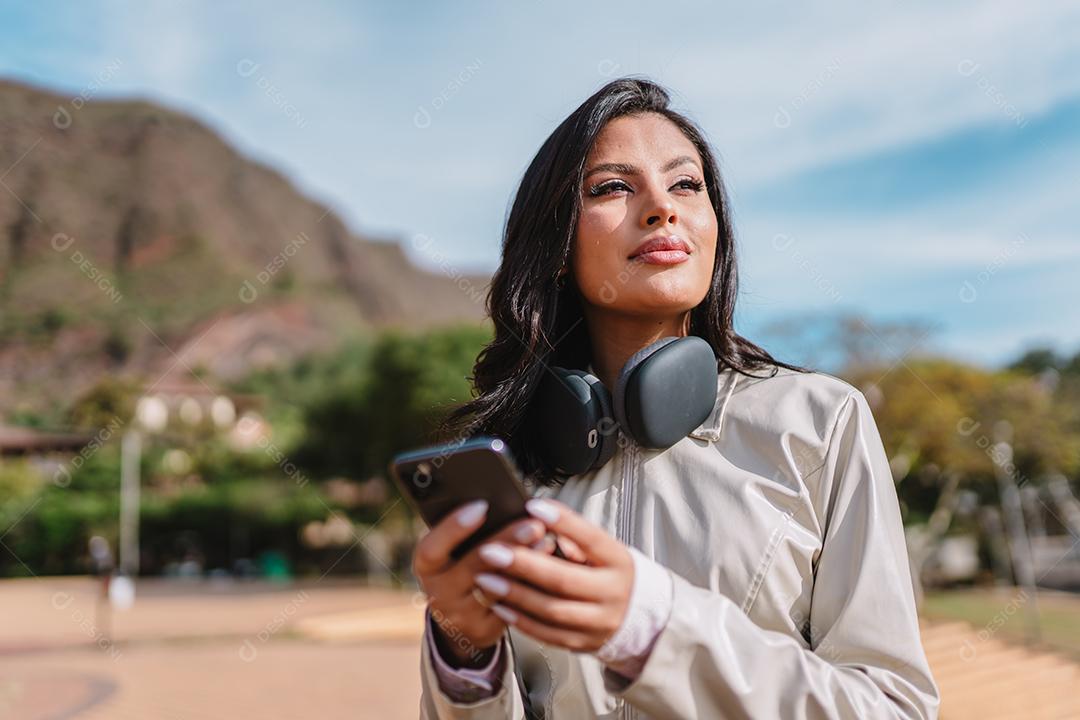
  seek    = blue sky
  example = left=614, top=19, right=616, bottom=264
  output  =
left=1, top=0, right=1076, bottom=369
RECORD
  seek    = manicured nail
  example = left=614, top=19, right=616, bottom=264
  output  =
left=491, top=604, right=518, bottom=624
left=457, top=500, right=488, bottom=527
left=525, top=498, right=560, bottom=524
left=514, top=521, right=539, bottom=543
left=479, top=543, right=514, bottom=568
left=474, top=573, right=509, bottom=597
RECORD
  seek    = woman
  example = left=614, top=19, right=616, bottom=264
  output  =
left=414, top=77, right=939, bottom=719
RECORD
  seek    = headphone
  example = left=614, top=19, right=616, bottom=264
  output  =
left=529, top=335, right=719, bottom=476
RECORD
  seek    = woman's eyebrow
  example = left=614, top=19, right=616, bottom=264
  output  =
left=584, top=155, right=699, bottom=179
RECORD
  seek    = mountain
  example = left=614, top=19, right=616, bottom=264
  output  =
left=0, top=77, right=490, bottom=421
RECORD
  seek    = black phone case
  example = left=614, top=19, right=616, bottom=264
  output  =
left=389, top=436, right=534, bottom=559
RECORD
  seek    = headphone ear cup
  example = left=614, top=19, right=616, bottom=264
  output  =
left=623, top=336, right=718, bottom=447
left=613, top=337, right=681, bottom=439
left=531, top=367, right=616, bottom=476
left=579, top=372, right=617, bottom=469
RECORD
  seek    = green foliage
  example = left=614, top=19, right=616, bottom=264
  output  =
left=27, top=307, right=72, bottom=342
left=19, top=323, right=1075, bottom=580
left=847, top=356, right=1080, bottom=521
left=294, top=323, right=491, bottom=480
left=6, top=407, right=48, bottom=428
left=0, top=459, right=44, bottom=523
left=0, top=446, right=342, bottom=577
left=232, top=335, right=377, bottom=413
left=0, top=459, right=117, bottom=576
left=139, top=479, right=331, bottom=573
left=1008, top=347, right=1062, bottom=375
left=1008, top=345, right=1080, bottom=377
left=67, top=376, right=140, bottom=430
left=102, top=325, right=133, bottom=364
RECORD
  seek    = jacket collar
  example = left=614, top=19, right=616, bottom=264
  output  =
left=687, top=367, right=737, bottom=442
left=585, top=363, right=736, bottom=443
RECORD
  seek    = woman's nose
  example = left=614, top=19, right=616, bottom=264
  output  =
left=639, top=184, right=677, bottom=228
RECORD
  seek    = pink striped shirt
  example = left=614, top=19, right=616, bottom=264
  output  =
left=427, top=546, right=673, bottom=701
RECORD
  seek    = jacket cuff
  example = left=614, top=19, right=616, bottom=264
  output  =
left=595, top=546, right=673, bottom=683
left=601, top=566, right=717, bottom=703
left=420, top=610, right=526, bottom=718
left=426, top=607, right=504, bottom=701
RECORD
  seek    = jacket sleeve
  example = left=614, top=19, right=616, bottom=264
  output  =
left=425, top=608, right=505, bottom=702
left=419, top=620, right=526, bottom=719
left=602, top=389, right=940, bottom=720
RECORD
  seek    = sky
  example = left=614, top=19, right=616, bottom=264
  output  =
left=0, top=0, right=1077, bottom=369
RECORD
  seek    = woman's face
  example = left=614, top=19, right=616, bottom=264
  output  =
left=572, top=112, right=718, bottom=319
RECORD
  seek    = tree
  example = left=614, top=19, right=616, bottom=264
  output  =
left=1007, top=347, right=1062, bottom=375
left=295, top=323, right=492, bottom=480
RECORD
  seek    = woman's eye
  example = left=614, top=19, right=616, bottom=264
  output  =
left=587, top=180, right=631, bottom=197
left=587, top=178, right=704, bottom=197
left=673, top=178, right=706, bottom=193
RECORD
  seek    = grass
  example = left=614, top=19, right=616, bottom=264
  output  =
left=923, top=587, right=1080, bottom=659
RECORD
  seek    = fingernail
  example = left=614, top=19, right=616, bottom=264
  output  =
left=525, top=498, right=559, bottom=524
left=513, top=521, right=538, bottom=543
left=475, top=573, right=509, bottom=597
left=479, top=543, right=514, bottom=568
left=457, top=500, right=488, bottom=527
left=491, top=604, right=518, bottom=624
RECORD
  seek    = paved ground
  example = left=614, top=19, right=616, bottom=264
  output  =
left=3, top=577, right=1080, bottom=719
left=921, top=619, right=1080, bottom=720
left=0, top=576, right=426, bottom=720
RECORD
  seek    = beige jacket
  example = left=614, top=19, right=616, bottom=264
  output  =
left=419, top=366, right=940, bottom=719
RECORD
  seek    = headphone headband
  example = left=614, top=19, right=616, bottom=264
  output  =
left=530, top=336, right=718, bottom=476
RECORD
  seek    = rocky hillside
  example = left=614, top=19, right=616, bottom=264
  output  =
left=0, top=77, right=490, bottom=421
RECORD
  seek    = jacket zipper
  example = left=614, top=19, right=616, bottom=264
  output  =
left=617, top=431, right=636, bottom=720
left=619, top=434, right=636, bottom=547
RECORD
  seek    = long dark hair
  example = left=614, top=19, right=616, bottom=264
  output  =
left=437, top=76, right=809, bottom=487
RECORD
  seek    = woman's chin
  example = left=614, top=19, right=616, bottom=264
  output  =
left=580, top=269, right=708, bottom=312
left=618, top=285, right=705, bottom=314
left=635, top=275, right=707, bottom=305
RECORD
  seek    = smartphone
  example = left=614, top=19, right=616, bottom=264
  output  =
left=389, top=435, right=565, bottom=561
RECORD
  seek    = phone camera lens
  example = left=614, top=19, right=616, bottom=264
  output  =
left=412, top=462, right=433, bottom=496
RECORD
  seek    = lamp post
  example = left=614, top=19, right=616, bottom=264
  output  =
left=992, top=420, right=1041, bottom=643
left=118, top=394, right=168, bottom=578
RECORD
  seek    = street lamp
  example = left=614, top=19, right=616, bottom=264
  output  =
left=119, top=392, right=238, bottom=579
left=991, top=420, right=1041, bottom=643
left=118, top=395, right=168, bottom=578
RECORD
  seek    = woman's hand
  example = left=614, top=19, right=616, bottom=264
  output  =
left=472, top=498, right=634, bottom=653
left=412, top=499, right=558, bottom=668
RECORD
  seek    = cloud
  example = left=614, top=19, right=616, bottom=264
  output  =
left=665, top=0, right=1080, bottom=186
left=0, top=0, right=1076, bottom=364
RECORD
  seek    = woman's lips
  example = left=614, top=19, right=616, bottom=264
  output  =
left=629, top=235, right=692, bottom=265
left=631, top=249, right=691, bottom=265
